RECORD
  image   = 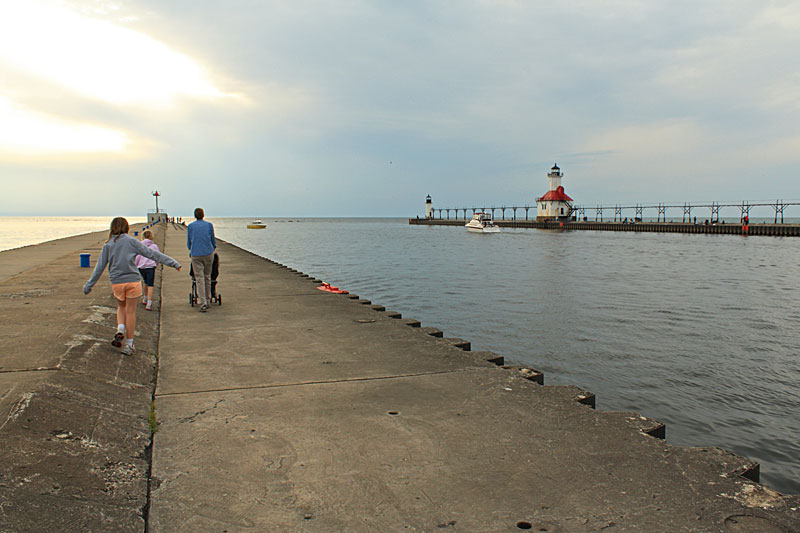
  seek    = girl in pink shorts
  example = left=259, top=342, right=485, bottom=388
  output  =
left=84, top=218, right=181, bottom=355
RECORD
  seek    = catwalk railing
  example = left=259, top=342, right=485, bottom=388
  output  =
left=428, top=200, right=800, bottom=224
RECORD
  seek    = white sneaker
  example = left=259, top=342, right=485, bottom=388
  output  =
left=121, top=343, right=136, bottom=355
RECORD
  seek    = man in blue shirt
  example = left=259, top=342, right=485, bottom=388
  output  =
left=187, top=207, right=217, bottom=312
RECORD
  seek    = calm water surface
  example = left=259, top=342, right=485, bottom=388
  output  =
left=0, top=216, right=146, bottom=252
left=211, top=217, right=800, bottom=494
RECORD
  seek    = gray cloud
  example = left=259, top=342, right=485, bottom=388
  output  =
left=2, top=0, right=799, bottom=216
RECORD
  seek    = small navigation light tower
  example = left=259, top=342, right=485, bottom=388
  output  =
left=536, top=164, right=574, bottom=221
left=147, top=190, right=168, bottom=223
left=425, top=194, right=433, bottom=219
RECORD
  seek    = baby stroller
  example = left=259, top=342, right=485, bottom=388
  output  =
left=189, top=253, right=222, bottom=306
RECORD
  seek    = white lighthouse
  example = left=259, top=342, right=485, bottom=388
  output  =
left=147, top=190, right=168, bottom=223
left=536, top=164, right=573, bottom=221
left=425, top=194, right=433, bottom=219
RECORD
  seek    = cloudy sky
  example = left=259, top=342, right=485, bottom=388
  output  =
left=1, top=0, right=799, bottom=217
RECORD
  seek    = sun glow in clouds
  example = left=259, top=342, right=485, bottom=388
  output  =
left=0, top=96, right=127, bottom=154
left=0, top=0, right=233, bottom=155
left=0, top=1, right=227, bottom=106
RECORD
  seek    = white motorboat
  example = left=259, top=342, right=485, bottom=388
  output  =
left=247, top=219, right=267, bottom=229
left=465, top=212, right=500, bottom=233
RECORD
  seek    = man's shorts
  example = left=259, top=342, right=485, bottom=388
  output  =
left=111, top=282, right=143, bottom=301
left=139, top=267, right=156, bottom=287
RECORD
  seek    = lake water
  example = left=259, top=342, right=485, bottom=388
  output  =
left=0, top=216, right=147, bottom=252
left=3, top=216, right=799, bottom=494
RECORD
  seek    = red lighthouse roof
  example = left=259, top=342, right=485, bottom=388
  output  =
left=538, top=185, right=573, bottom=202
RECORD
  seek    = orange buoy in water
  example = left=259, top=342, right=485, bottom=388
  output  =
left=317, top=282, right=349, bottom=294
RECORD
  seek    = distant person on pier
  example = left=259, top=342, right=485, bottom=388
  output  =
left=84, top=217, right=181, bottom=355
left=187, top=207, right=217, bottom=312
left=135, top=230, right=159, bottom=311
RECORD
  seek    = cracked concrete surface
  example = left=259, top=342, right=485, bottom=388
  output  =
left=0, top=223, right=162, bottom=532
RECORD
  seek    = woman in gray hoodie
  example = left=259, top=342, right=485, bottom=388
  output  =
left=84, top=217, right=181, bottom=355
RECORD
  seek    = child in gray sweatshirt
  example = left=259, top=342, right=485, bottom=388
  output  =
left=84, top=217, right=181, bottom=354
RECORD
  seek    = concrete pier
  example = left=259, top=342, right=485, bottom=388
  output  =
left=410, top=218, right=800, bottom=236
left=2, top=224, right=800, bottom=531
left=0, top=222, right=157, bottom=531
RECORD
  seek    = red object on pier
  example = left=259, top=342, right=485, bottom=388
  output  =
left=317, top=282, right=348, bottom=294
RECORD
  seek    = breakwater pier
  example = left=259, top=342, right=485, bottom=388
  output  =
left=2, top=223, right=799, bottom=531
left=410, top=217, right=800, bottom=236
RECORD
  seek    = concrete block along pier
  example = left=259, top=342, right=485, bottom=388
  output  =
left=2, top=224, right=799, bottom=531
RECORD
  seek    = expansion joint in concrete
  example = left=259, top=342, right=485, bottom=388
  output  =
left=61, top=365, right=151, bottom=391
left=266, top=292, right=336, bottom=299
left=0, top=367, right=58, bottom=374
left=154, top=368, right=474, bottom=398
left=143, top=229, right=166, bottom=533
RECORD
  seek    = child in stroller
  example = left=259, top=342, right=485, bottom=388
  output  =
left=189, top=253, right=221, bottom=306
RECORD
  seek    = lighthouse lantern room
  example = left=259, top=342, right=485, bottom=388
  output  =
left=536, top=164, right=573, bottom=221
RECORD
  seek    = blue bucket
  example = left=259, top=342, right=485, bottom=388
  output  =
left=80, top=253, right=90, bottom=268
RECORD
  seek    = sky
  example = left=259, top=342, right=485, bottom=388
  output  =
left=1, top=0, right=800, bottom=217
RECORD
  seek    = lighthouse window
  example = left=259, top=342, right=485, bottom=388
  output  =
left=560, top=208, right=564, bottom=214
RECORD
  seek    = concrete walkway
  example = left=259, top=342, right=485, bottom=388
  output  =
left=1, top=229, right=111, bottom=282
left=0, top=222, right=159, bottom=532
left=148, top=226, right=800, bottom=532
left=2, top=224, right=799, bottom=531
